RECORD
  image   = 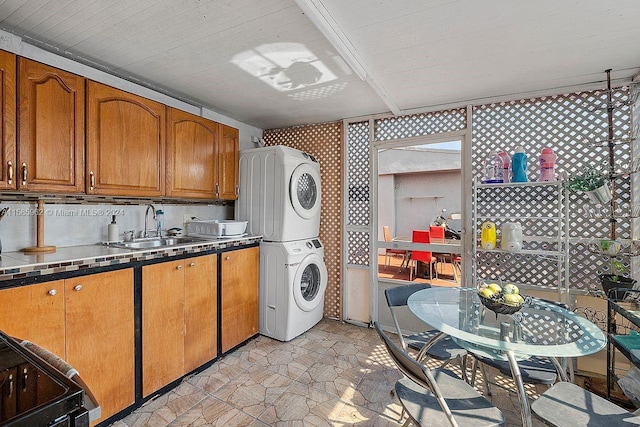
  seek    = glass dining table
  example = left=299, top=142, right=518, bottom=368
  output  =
left=407, top=286, right=607, bottom=427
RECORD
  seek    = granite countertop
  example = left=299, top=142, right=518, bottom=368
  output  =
left=0, top=235, right=262, bottom=281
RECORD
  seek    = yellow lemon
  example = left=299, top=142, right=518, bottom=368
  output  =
left=487, top=283, right=502, bottom=294
left=504, top=293, right=523, bottom=306
left=479, top=288, right=495, bottom=298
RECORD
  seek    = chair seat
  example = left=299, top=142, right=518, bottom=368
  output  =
left=406, top=330, right=467, bottom=360
left=531, top=382, right=640, bottom=426
left=474, top=354, right=557, bottom=385
left=396, top=369, right=505, bottom=427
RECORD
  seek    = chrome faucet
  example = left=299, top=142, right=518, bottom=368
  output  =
left=143, top=204, right=156, bottom=238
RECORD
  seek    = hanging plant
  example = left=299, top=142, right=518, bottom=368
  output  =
left=568, top=165, right=611, bottom=204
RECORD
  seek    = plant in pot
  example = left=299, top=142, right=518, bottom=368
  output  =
left=568, top=165, right=611, bottom=204
left=599, top=259, right=637, bottom=298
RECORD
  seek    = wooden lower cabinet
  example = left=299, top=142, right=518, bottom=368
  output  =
left=0, top=281, right=66, bottom=358
left=65, top=269, right=134, bottom=424
left=0, top=270, right=134, bottom=425
left=142, top=254, right=217, bottom=397
left=221, top=246, right=259, bottom=353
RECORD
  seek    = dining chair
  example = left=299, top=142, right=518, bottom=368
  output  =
left=383, top=225, right=408, bottom=268
left=410, top=230, right=438, bottom=281
left=385, top=283, right=467, bottom=366
left=531, top=381, right=640, bottom=426
left=374, top=322, right=506, bottom=427
left=429, top=225, right=450, bottom=277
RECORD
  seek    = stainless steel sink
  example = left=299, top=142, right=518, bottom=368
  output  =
left=104, top=236, right=211, bottom=250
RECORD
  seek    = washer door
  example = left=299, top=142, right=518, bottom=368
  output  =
left=289, top=163, right=321, bottom=220
left=293, top=253, right=327, bottom=312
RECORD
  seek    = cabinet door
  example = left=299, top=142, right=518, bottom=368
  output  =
left=86, top=81, right=165, bottom=197
left=17, top=58, right=85, bottom=193
left=217, top=124, right=239, bottom=200
left=184, top=255, right=217, bottom=372
left=0, top=281, right=65, bottom=358
left=0, top=50, right=16, bottom=190
left=166, top=108, right=217, bottom=199
left=65, top=269, right=134, bottom=423
left=142, top=260, right=184, bottom=396
left=221, top=247, right=259, bottom=353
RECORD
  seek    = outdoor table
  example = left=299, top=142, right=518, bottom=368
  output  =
left=407, top=286, right=606, bottom=427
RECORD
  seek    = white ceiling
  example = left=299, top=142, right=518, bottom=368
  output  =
left=0, top=0, right=639, bottom=130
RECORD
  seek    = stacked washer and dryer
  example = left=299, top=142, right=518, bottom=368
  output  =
left=237, top=146, right=327, bottom=342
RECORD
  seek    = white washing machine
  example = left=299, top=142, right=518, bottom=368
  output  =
left=259, top=238, right=328, bottom=341
left=238, top=146, right=321, bottom=242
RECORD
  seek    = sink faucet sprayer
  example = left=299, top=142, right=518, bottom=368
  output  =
left=143, top=204, right=156, bottom=238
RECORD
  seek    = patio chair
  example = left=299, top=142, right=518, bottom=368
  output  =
left=383, top=225, right=408, bottom=269
left=374, top=322, right=506, bottom=427
left=410, top=230, right=437, bottom=281
left=384, top=283, right=467, bottom=366
left=429, top=225, right=452, bottom=278
left=531, top=381, right=640, bottom=426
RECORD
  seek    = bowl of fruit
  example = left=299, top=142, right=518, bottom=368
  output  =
left=477, top=281, right=527, bottom=315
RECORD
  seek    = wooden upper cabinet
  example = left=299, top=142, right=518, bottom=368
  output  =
left=86, top=81, right=165, bottom=197
left=0, top=51, right=16, bottom=190
left=18, top=58, right=84, bottom=193
left=217, top=124, right=239, bottom=200
left=166, top=108, right=217, bottom=199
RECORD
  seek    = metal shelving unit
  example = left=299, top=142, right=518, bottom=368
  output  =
left=472, top=178, right=570, bottom=303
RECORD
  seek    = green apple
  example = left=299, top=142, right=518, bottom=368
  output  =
left=503, top=284, right=519, bottom=295
left=487, top=283, right=502, bottom=294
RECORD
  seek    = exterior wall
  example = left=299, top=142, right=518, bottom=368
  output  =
left=263, top=123, right=343, bottom=320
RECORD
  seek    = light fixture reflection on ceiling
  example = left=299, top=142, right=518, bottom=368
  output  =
left=231, top=42, right=337, bottom=92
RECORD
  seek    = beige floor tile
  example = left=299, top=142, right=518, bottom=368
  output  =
left=296, top=353, right=369, bottom=399
left=212, top=364, right=293, bottom=417
left=266, top=345, right=325, bottom=380
left=187, top=354, right=253, bottom=394
left=168, top=396, right=256, bottom=426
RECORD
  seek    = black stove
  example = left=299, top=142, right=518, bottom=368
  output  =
left=0, top=331, right=87, bottom=426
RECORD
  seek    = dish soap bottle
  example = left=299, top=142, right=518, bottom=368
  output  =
left=155, top=209, right=164, bottom=237
left=108, top=215, right=119, bottom=242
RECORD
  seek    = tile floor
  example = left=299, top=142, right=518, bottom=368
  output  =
left=112, top=319, right=550, bottom=426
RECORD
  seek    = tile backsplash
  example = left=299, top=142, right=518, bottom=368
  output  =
left=0, top=201, right=233, bottom=252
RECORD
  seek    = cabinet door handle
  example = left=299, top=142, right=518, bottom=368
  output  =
left=21, top=163, right=27, bottom=185
left=7, top=373, right=13, bottom=397
left=74, top=285, right=82, bottom=291
left=225, top=256, right=231, bottom=261
left=22, top=368, right=28, bottom=392
left=89, top=171, right=95, bottom=191
left=7, top=161, right=13, bottom=185
left=189, top=262, right=195, bottom=267
left=47, top=289, right=57, bottom=296
left=177, top=265, right=182, bottom=270
left=215, top=183, right=220, bottom=196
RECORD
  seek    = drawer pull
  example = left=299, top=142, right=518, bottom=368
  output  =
left=89, top=171, right=95, bottom=191
left=225, top=256, right=231, bottom=261
left=74, top=285, right=83, bottom=291
left=189, top=262, right=195, bottom=267
left=177, top=265, right=182, bottom=270
left=47, top=289, right=57, bottom=296
left=21, top=163, right=27, bottom=185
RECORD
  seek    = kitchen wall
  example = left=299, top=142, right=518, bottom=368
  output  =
left=0, top=201, right=232, bottom=253
left=0, top=30, right=263, bottom=252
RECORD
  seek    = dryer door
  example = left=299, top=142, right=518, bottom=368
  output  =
left=293, top=253, right=328, bottom=312
left=289, top=163, right=321, bottom=220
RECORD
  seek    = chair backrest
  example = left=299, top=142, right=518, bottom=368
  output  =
left=383, top=225, right=392, bottom=242
left=385, top=283, right=432, bottom=308
left=374, top=322, right=455, bottom=423
left=412, top=230, right=433, bottom=262
left=384, top=283, right=431, bottom=350
left=429, top=225, right=446, bottom=243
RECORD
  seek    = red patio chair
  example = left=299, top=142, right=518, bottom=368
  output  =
left=410, top=230, right=438, bottom=281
